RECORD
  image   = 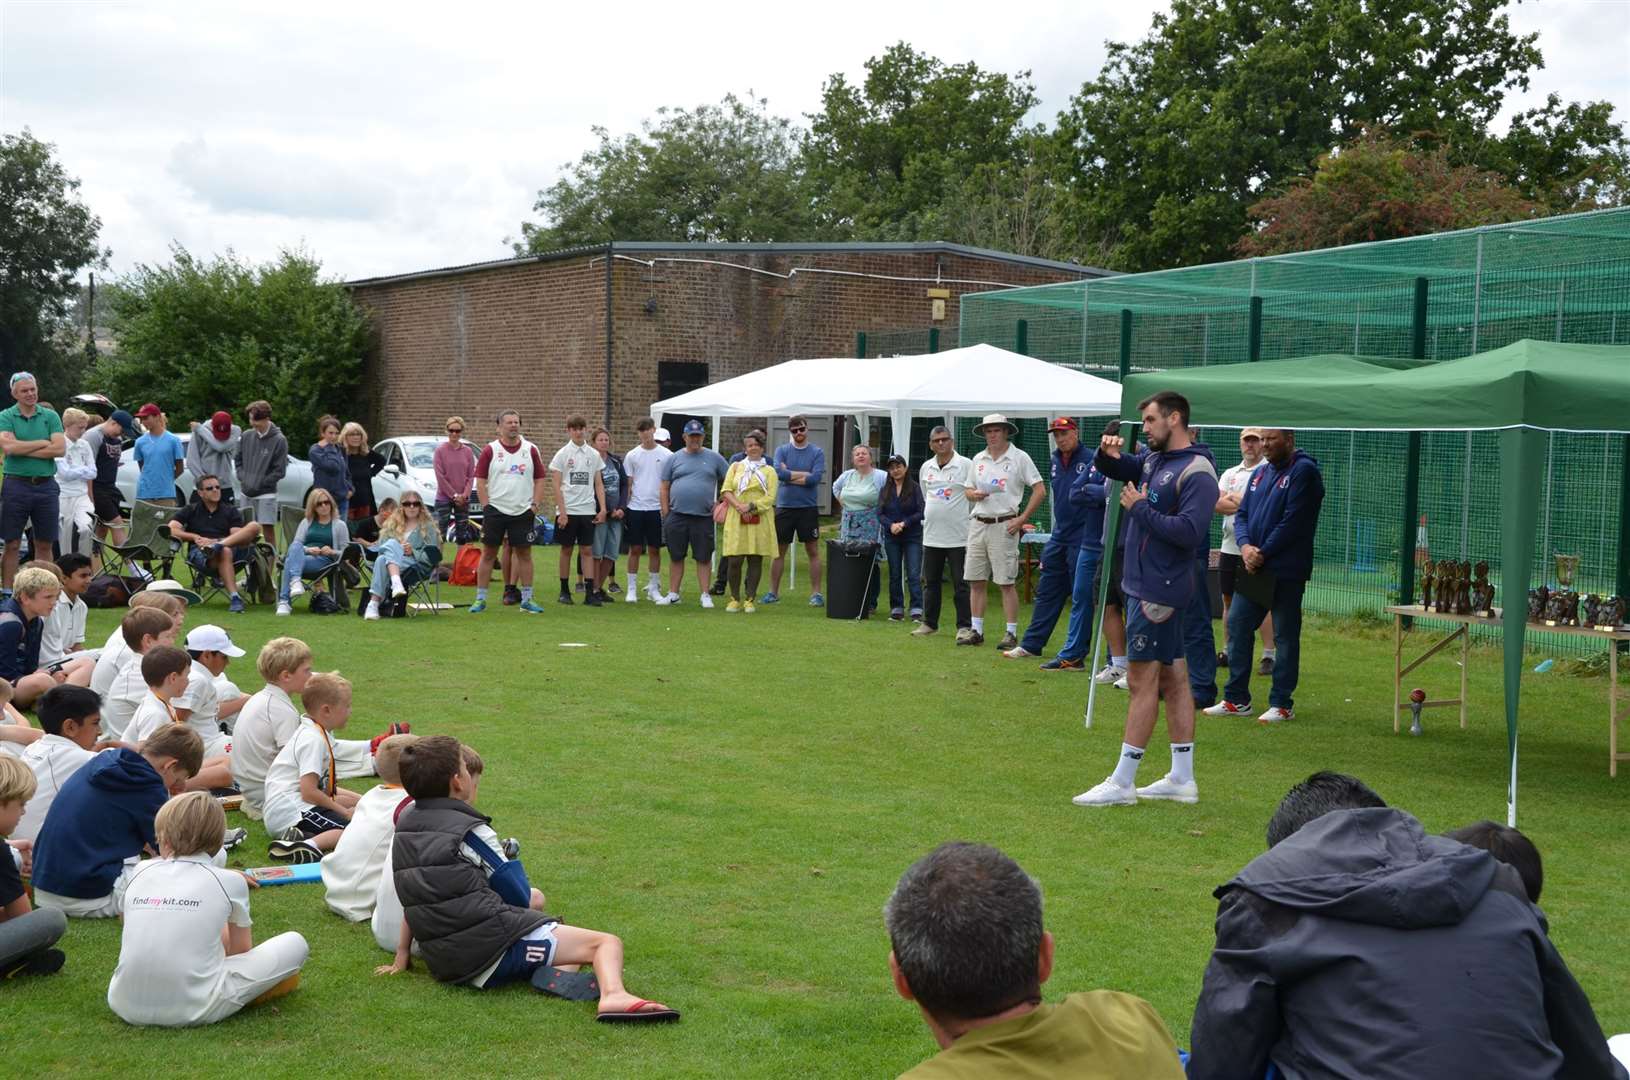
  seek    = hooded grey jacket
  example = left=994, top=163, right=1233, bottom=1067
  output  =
left=1188, top=807, right=1625, bottom=1080
left=186, top=423, right=241, bottom=490
left=236, top=422, right=287, bottom=498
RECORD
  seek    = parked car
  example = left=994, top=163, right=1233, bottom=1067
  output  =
left=115, top=433, right=434, bottom=515
left=375, top=435, right=482, bottom=512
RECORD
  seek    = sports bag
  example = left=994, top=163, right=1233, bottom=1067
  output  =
left=449, top=544, right=482, bottom=587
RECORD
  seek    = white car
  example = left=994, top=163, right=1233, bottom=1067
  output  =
left=375, top=435, right=482, bottom=511
left=115, top=433, right=434, bottom=514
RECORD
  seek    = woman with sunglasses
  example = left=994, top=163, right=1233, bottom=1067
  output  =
left=277, top=488, right=350, bottom=615
left=433, top=416, right=477, bottom=535
left=364, top=494, right=439, bottom=620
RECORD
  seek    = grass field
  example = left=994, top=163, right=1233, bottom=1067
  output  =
left=11, top=574, right=1629, bottom=1078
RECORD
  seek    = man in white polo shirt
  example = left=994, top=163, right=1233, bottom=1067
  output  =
left=548, top=414, right=607, bottom=608
left=962, top=415, right=1045, bottom=649
left=914, top=425, right=973, bottom=640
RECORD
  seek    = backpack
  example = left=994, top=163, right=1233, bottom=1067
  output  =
left=246, top=542, right=279, bottom=605
left=309, top=589, right=342, bottom=615
left=445, top=517, right=481, bottom=546
left=449, top=544, right=483, bottom=587
left=85, top=573, right=144, bottom=608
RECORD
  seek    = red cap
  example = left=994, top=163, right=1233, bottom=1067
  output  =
left=134, top=403, right=162, bottom=418
left=1047, top=417, right=1078, bottom=432
left=210, top=410, right=232, bottom=439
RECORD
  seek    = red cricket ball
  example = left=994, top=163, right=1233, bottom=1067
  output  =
left=1409, top=688, right=1427, bottom=704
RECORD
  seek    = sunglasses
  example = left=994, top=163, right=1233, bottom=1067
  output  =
left=789, top=427, right=807, bottom=434
left=930, top=436, right=951, bottom=443
left=402, top=501, right=423, bottom=507
left=447, top=428, right=463, bottom=434
left=200, top=485, right=220, bottom=492
left=315, top=499, right=332, bottom=506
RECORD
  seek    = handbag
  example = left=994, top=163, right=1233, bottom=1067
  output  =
left=740, top=511, right=761, bottom=525
left=712, top=501, right=729, bottom=524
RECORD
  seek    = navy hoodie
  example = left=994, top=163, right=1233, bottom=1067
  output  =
left=31, top=748, right=167, bottom=899
left=1190, top=808, right=1627, bottom=1080
left=1095, top=441, right=1219, bottom=609
left=1046, top=442, right=1098, bottom=547
left=1069, top=459, right=1108, bottom=552
left=1235, top=448, right=1325, bottom=582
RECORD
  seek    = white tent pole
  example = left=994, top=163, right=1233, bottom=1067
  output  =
left=893, top=406, right=909, bottom=458
left=710, top=415, right=721, bottom=452
left=1083, top=600, right=1110, bottom=729
left=1508, top=735, right=1519, bottom=828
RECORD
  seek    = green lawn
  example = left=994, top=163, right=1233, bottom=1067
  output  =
left=11, top=577, right=1629, bottom=1078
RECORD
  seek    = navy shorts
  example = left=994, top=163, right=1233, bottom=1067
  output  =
left=479, top=922, right=560, bottom=989
left=1125, top=596, right=1184, bottom=665
left=624, top=508, right=663, bottom=548
left=292, top=805, right=349, bottom=837
left=0, top=475, right=60, bottom=544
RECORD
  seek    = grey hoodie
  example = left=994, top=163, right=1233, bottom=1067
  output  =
left=186, top=423, right=241, bottom=491
left=1189, top=807, right=1626, bottom=1080
left=236, top=422, right=288, bottom=498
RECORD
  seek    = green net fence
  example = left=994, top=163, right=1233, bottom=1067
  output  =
left=959, top=207, right=1630, bottom=656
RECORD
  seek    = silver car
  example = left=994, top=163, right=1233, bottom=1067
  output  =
left=375, top=435, right=482, bottom=512
left=116, top=433, right=434, bottom=513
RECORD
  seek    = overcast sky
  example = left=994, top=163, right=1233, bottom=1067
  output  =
left=4, top=0, right=1626, bottom=282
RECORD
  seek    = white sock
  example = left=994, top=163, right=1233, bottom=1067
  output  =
left=1262, top=648, right=1276, bottom=659
left=475, top=587, right=488, bottom=601
left=971, top=616, right=985, bottom=634
left=1005, top=622, right=1018, bottom=635
left=1170, top=742, right=1194, bottom=783
left=1110, top=743, right=1144, bottom=787
left=366, top=598, right=380, bottom=615
left=1111, top=655, right=1127, bottom=669
left=648, top=572, right=661, bottom=588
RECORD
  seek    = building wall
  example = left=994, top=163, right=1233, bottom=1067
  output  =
left=351, top=248, right=1083, bottom=449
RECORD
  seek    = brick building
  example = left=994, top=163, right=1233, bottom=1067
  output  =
left=347, top=242, right=1109, bottom=448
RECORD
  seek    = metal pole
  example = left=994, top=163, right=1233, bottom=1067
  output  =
left=1462, top=432, right=1472, bottom=557
left=1346, top=432, right=1355, bottom=570
left=1619, top=434, right=1630, bottom=598
left=1202, top=313, right=1210, bottom=365
left=1353, top=306, right=1361, bottom=354
left=1470, top=233, right=1484, bottom=353
left=1542, top=433, right=1554, bottom=573
left=1555, top=280, right=1566, bottom=341
left=603, top=241, right=614, bottom=426
left=928, top=327, right=940, bottom=354
left=1118, top=309, right=1132, bottom=381
left=855, top=331, right=866, bottom=359
left=1399, top=277, right=1429, bottom=613
left=1016, top=319, right=1029, bottom=356
left=1248, top=297, right=1263, bottom=361
left=1080, top=284, right=1091, bottom=373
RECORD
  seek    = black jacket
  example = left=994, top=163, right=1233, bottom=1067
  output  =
left=391, top=798, right=547, bottom=984
left=1189, top=807, right=1626, bottom=1080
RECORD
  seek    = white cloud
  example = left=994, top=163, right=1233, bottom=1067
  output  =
left=2, top=0, right=1624, bottom=281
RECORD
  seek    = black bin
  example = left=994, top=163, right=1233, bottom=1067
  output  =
left=825, top=540, right=878, bottom=619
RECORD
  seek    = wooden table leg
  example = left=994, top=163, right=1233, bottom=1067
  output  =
left=1460, top=623, right=1470, bottom=730
left=1393, top=613, right=1402, bottom=734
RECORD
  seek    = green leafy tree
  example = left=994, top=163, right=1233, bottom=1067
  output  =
left=0, top=129, right=108, bottom=387
left=1238, top=130, right=1539, bottom=256
left=515, top=94, right=809, bottom=252
left=1478, top=95, right=1630, bottom=211
left=802, top=43, right=1040, bottom=240
left=97, top=247, right=368, bottom=443
left=1056, top=0, right=1621, bottom=271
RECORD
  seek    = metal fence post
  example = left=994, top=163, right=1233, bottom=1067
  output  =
left=1118, top=308, right=1132, bottom=381
left=855, top=331, right=866, bottom=359
left=1248, top=297, right=1263, bottom=361
left=1015, top=319, right=1028, bottom=356
left=1619, top=436, right=1630, bottom=599
left=928, top=327, right=940, bottom=354
left=1399, top=277, right=1429, bottom=615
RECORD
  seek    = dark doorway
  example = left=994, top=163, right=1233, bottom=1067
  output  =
left=656, top=361, right=710, bottom=439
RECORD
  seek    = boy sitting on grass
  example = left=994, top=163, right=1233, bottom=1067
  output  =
left=263, top=672, right=360, bottom=863
left=38, top=555, right=96, bottom=688
left=325, top=732, right=416, bottom=921
left=31, top=723, right=203, bottom=918
left=0, top=566, right=64, bottom=711
left=376, top=735, right=679, bottom=1023
left=90, top=588, right=188, bottom=700
left=100, top=607, right=180, bottom=742
left=14, top=685, right=104, bottom=843
left=176, top=624, right=249, bottom=758
left=126, top=645, right=238, bottom=794
left=372, top=744, right=484, bottom=957
left=0, top=754, right=67, bottom=977
left=108, top=791, right=309, bottom=1027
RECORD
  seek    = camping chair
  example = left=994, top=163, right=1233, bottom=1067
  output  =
left=275, top=505, right=349, bottom=611
left=90, top=500, right=177, bottom=580
left=357, top=538, right=444, bottom=618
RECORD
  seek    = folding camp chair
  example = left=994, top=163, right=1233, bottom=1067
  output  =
left=90, top=500, right=177, bottom=580
left=357, top=540, right=443, bottom=617
left=275, top=505, right=349, bottom=611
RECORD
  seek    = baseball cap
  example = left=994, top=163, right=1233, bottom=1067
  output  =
left=1048, top=417, right=1078, bottom=432
left=682, top=419, right=705, bottom=436
left=185, top=624, right=245, bottom=657
left=134, top=403, right=162, bottom=418
left=1241, top=427, right=1264, bottom=438
left=654, top=427, right=671, bottom=442
left=210, top=410, right=233, bottom=439
left=109, top=409, right=136, bottom=437
left=885, top=453, right=907, bottom=467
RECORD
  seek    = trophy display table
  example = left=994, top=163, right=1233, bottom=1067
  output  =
left=1386, top=605, right=1630, bottom=776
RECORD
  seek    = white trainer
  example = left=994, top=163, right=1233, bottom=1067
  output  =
left=1136, top=774, right=1199, bottom=803
left=1203, top=701, right=1253, bottom=717
left=275, top=601, right=292, bottom=616
left=1258, top=706, right=1295, bottom=723
left=625, top=588, right=638, bottom=604
left=1002, top=646, right=1037, bottom=659
left=1072, top=778, right=1138, bottom=807
left=1113, top=673, right=1130, bottom=691
left=391, top=579, right=407, bottom=598
left=364, top=601, right=381, bottom=621
left=1093, top=664, right=1126, bottom=685
left=654, top=592, right=679, bottom=606
left=288, top=579, right=305, bottom=599
left=700, top=593, right=715, bottom=609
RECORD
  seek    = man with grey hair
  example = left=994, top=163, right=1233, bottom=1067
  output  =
left=914, top=426, right=972, bottom=638
left=884, top=841, right=1184, bottom=1078
left=0, top=372, right=65, bottom=589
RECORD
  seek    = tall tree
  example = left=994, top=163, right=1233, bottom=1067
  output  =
left=98, top=247, right=368, bottom=442
left=514, top=94, right=808, bottom=252
left=1238, top=131, right=1539, bottom=256
left=1055, top=0, right=1621, bottom=271
left=802, top=43, right=1040, bottom=240
left=0, top=129, right=108, bottom=385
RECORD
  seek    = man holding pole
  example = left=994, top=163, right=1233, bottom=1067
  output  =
left=1074, top=391, right=1218, bottom=808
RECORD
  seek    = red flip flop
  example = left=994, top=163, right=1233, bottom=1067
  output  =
left=596, top=999, right=681, bottom=1023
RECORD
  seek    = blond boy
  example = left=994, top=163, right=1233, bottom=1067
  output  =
left=325, top=733, right=417, bottom=921
left=2, top=566, right=62, bottom=709
left=264, top=672, right=360, bottom=862
left=0, top=755, right=68, bottom=976
left=108, top=791, right=308, bottom=1026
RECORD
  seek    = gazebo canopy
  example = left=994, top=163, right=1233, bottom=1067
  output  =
left=1114, top=339, right=1630, bottom=824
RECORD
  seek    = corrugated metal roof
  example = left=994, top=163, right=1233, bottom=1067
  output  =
left=345, top=240, right=1115, bottom=288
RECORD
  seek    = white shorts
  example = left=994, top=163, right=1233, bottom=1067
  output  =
left=113, top=931, right=309, bottom=1027
left=964, top=518, right=1021, bottom=585
left=34, top=859, right=138, bottom=918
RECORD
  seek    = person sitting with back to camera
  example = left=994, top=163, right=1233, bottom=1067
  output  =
left=376, top=734, right=679, bottom=1023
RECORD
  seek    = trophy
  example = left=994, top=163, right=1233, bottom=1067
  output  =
left=1420, top=560, right=1436, bottom=610
left=1408, top=687, right=1426, bottom=737
left=1527, top=585, right=1549, bottom=623
left=1603, top=596, right=1628, bottom=630
left=1455, top=560, right=1473, bottom=616
left=1581, top=594, right=1601, bottom=628
left=1554, top=553, right=1581, bottom=591
left=1472, top=561, right=1496, bottom=618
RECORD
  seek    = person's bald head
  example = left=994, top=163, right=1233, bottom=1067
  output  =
left=1263, top=429, right=1295, bottom=465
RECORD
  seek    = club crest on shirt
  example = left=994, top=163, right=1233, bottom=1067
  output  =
left=1278, top=475, right=1290, bottom=489
left=1159, top=470, right=1174, bottom=485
